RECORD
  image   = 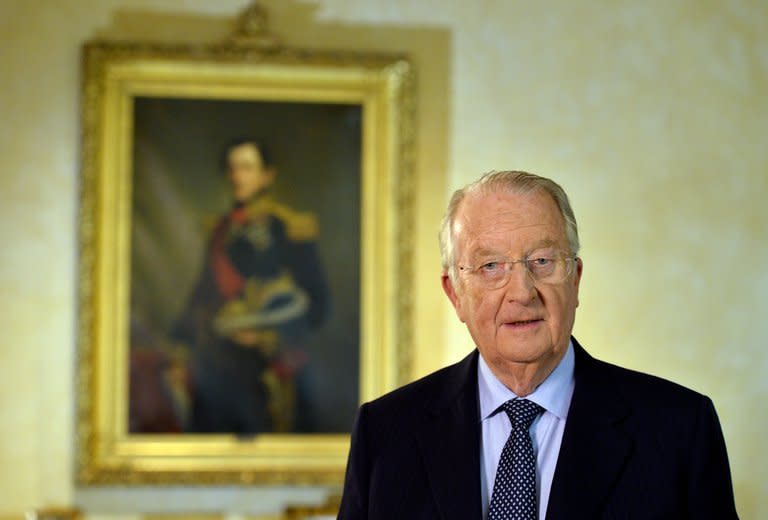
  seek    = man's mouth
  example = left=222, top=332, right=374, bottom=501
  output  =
left=503, top=319, right=543, bottom=329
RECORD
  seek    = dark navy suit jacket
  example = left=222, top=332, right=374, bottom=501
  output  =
left=338, top=338, right=738, bottom=519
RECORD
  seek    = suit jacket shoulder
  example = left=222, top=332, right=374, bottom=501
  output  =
left=363, top=352, right=475, bottom=428
left=583, top=350, right=712, bottom=413
left=545, top=340, right=738, bottom=519
left=339, top=351, right=483, bottom=519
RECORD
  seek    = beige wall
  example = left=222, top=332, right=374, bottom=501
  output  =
left=1, top=0, right=765, bottom=517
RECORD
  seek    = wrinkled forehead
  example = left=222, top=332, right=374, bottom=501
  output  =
left=452, top=190, right=567, bottom=258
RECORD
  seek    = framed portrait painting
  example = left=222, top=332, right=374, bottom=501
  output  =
left=77, top=6, right=414, bottom=484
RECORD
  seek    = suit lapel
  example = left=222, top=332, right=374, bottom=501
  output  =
left=546, top=339, right=633, bottom=519
left=416, top=350, right=483, bottom=520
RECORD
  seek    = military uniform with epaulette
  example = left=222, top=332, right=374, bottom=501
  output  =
left=173, top=193, right=329, bottom=434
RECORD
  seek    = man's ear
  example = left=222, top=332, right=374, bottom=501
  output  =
left=573, top=257, right=583, bottom=308
left=441, top=272, right=466, bottom=323
left=264, top=167, right=277, bottom=185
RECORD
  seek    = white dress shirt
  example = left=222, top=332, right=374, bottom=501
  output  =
left=478, top=341, right=575, bottom=520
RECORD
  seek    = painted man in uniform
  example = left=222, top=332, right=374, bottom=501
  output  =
left=174, top=139, right=329, bottom=434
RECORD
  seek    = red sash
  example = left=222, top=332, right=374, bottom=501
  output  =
left=210, top=207, right=249, bottom=299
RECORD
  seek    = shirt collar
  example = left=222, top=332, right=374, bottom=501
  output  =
left=477, top=340, right=575, bottom=421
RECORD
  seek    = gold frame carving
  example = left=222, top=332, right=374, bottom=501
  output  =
left=77, top=4, right=414, bottom=485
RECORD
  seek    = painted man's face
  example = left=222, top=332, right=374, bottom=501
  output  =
left=226, top=143, right=274, bottom=202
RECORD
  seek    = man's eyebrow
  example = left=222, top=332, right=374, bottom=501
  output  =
left=526, top=239, right=559, bottom=250
left=468, top=246, right=506, bottom=259
left=466, top=238, right=563, bottom=261
left=480, top=239, right=559, bottom=253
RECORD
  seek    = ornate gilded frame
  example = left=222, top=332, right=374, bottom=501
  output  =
left=77, top=5, right=414, bottom=485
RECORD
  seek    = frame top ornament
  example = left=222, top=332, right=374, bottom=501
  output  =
left=229, top=2, right=281, bottom=49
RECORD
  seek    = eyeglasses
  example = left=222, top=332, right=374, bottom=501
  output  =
left=458, top=251, right=578, bottom=289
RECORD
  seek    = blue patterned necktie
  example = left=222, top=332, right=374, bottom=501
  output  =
left=488, top=399, right=544, bottom=520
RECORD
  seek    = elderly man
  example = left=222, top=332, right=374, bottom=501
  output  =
left=338, top=171, right=737, bottom=519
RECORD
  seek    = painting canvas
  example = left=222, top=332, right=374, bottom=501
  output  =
left=129, top=98, right=362, bottom=436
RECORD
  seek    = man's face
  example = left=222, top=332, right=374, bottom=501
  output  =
left=226, top=143, right=274, bottom=202
left=442, top=189, right=582, bottom=375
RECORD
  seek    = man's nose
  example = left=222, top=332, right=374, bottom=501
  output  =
left=502, top=263, right=537, bottom=304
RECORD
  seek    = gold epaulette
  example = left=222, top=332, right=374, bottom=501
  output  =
left=247, top=197, right=319, bottom=241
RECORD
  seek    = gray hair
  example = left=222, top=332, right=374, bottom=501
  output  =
left=439, top=170, right=580, bottom=282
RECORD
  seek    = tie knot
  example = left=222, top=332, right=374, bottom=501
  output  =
left=501, top=399, right=543, bottom=429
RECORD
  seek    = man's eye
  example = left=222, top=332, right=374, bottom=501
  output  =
left=529, top=257, right=553, bottom=267
left=480, top=262, right=501, bottom=272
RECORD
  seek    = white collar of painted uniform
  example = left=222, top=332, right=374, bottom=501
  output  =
left=478, top=340, right=575, bottom=421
